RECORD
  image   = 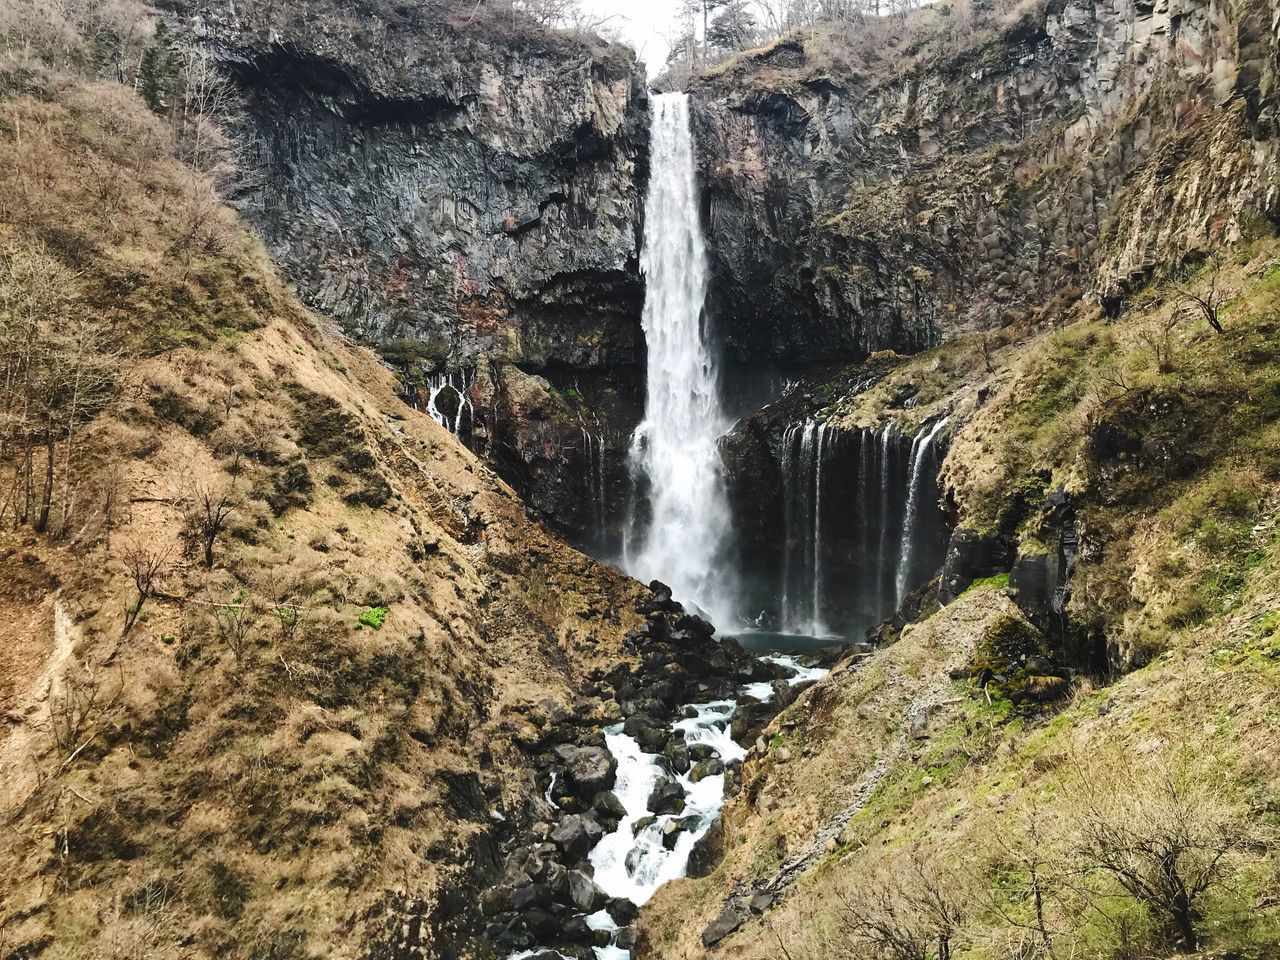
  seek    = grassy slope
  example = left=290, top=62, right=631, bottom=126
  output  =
left=638, top=241, right=1280, bottom=957
left=0, top=80, right=642, bottom=958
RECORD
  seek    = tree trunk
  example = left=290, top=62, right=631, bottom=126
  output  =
left=35, top=434, right=53, bottom=533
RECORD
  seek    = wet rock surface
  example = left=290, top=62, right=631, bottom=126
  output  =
left=185, top=0, right=651, bottom=544
left=478, top=582, right=797, bottom=959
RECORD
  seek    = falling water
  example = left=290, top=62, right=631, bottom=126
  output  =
left=895, top=417, right=950, bottom=605
left=581, top=425, right=608, bottom=541
left=624, top=93, right=733, bottom=624
left=874, top=423, right=895, bottom=608
left=768, top=418, right=950, bottom=634
left=421, top=370, right=474, bottom=435
left=780, top=421, right=830, bottom=636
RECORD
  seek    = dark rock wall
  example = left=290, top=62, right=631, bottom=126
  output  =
left=183, top=0, right=650, bottom=540
left=690, top=0, right=1280, bottom=364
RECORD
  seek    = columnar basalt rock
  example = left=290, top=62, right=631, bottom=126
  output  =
left=690, top=0, right=1280, bottom=365
left=184, top=0, right=651, bottom=541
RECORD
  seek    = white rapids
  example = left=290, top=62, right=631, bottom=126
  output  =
left=589, top=702, right=745, bottom=906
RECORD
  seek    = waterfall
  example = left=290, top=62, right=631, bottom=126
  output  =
left=422, top=370, right=474, bottom=436
left=894, top=417, right=950, bottom=605
left=624, top=93, right=734, bottom=624
left=779, top=421, right=830, bottom=636
left=874, top=423, right=895, bottom=609
left=580, top=425, right=608, bottom=541
left=768, top=418, right=950, bottom=635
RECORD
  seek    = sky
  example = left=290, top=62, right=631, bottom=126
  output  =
left=579, top=0, right=684, bottom=78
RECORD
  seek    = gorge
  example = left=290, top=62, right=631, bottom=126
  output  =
left=3, top=0, right=1280, bottom=958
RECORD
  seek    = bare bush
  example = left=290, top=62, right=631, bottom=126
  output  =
left=120, top=542, right=169, bottom=636
left=1066, top=751, right=1257, bottom=953
left=210, top=587, right=258, bottom=662
left=834, top=848, right=969, bottom=960
left=1137, top=309, right=1182, bottom=374
left=1173, top=251, right=1228, bottom=335
left=179, top=479, right=237, bottom=569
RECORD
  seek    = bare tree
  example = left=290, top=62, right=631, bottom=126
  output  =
left=0, top=238, right=120, bottom=535
left=1067, top=751, right=1254, bottom=953
left=836, top=848, right=968, bottom=960
left=210, top=587, right=258, bottom=662
left=1173, top=251, right=1228, bottom=335
left=180, top=480, right=237, bottom=568
left=121, top=543, right=169, bottom=636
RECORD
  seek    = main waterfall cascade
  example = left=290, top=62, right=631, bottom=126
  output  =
left=622, top=93, right=736, bottom=625
left=505, top=95, right=955, bottom=960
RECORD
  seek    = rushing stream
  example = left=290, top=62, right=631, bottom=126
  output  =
left=510, top=653, right=825, bottom=960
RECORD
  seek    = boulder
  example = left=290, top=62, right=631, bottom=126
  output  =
left=647, top=777, right=686, bottom=815
left=553, top=744, right=617, bottom=796
left=690, top=758, right=725, bottom=782
left=511, top=882, right=553, bottom=912
left=607, top=897, right=639, bottom=925
left=550, top=814, right=605, bottom=860
left=663, top=739, right=691, bottom=774
left=689, top=742, right=720, bottom=761
left=568, top=870, right=609, bottom=912
left=593, top=790, right=628, bottom=822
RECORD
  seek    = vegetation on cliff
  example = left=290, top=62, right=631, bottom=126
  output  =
left=0, top=6, right=648, bottom=958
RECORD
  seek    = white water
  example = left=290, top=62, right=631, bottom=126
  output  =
left=742, top=654, right=828, bottom=702
left=623, top=93, right=734, bottom=625
left=780, top=421, right=831, bottom=636
left=894, top=417, right=949, bottom=605
left=421, top=370, right=473, bottom=435
left=507, top=654, right=825, bottom=960
left=589, top=702, right=744, bottom=906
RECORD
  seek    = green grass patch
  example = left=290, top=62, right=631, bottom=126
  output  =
left=963, top=573, right=1010, bottom=594
left=356, top=607, right=388, bottom=630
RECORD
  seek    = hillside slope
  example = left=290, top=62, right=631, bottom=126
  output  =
left=639, top=238, right=1280, bottom=960
left=0, top=77, right=643, bottom=959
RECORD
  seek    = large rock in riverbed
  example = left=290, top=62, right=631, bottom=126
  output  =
left=553, top=743, right=617, bottom=797
left=550, top=814, right=605, bottom=860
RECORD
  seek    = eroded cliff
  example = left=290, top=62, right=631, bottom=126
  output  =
left=185, top=0, right=651, bottom=544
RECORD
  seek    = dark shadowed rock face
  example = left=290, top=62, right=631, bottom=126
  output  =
left=185, top=0, right=650, bottom=540
left=689, top=0, right=1280, bottom=366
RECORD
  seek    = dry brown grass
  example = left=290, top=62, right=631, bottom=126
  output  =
left=0, top=74, right=645, bottom=959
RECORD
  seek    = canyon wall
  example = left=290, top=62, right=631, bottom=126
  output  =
left=185, top=0, right=650, bottom=540
left=691, top=0, right=1280, bottom=364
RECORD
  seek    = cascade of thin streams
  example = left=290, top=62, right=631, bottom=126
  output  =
left=780, top=421, right=830, bottom=636
left=623, top=93, right=734, bottom=626
left=895, top=417, right=950, bottom=606
left=771, top=420, right=951, bottom=635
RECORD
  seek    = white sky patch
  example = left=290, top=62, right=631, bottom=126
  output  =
left=580, top=0, right=683, bottom=78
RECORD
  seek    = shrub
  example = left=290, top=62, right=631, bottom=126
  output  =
left=357, top=607, right=388, bottom=630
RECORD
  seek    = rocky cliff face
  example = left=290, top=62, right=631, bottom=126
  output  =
left=184, top=0, right=650, bottom=541
left=690, top=0, right=1280, bottom=365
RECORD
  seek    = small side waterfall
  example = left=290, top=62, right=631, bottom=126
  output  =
left=895, top=417, right=950, bottom=606
left=580, top=425, right=608, bottom=541
left=769, top=418, right=950, bottom=635
left=623, top=93, right=734, bottom=624
left=780, top=421, right=830, bottom=636
left=420, top=370, right=474, bottom=436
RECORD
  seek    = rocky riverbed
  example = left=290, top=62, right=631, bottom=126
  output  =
left=483, top=583, right=828, bottom=959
